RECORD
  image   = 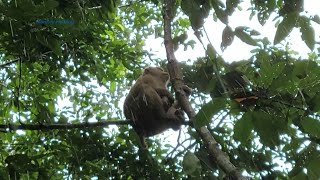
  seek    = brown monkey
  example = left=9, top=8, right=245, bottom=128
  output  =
left=123, top=67, right=185, bottom=148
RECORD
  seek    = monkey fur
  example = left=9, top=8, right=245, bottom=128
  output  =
left=123, top=67, right=186, bottom=148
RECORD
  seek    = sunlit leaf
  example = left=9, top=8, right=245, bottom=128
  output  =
left=110, top=81, right=116, bottom=93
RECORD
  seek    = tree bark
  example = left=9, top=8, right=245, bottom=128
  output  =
left=162, top=0, right=247, bottom=179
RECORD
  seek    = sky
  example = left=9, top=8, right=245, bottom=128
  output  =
left=145, top=0, right=320, bottom=63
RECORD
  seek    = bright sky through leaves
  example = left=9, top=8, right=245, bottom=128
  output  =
left=146, top=0, right=320, bottom=63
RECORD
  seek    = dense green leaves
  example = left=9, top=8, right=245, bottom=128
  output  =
left=0, top=0, right=319, bottom=179
left=252, top=111, right=286, bottom=147
left=234, top=110, right=287, bottom=148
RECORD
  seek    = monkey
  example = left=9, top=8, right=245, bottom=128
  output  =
left=123, top=67, right=185, bottom=148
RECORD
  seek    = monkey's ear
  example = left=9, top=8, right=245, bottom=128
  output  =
left=143, top=67, right=151, bottom=75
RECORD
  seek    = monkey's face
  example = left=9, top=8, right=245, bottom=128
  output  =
left=144, top=67, right=170, bottom=85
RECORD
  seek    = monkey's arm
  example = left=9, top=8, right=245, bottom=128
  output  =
left=155, top=88, right=174, bottom=104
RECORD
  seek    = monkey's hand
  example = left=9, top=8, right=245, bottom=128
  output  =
left=155, top=88, right=174, bottom=104
left=162, top=96, right=171, bottom=111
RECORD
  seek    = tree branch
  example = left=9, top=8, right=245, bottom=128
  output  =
left=162, top=0, right=247, bottom=179
left=0, top=119, right=190, bottom=132
left=0, top=120, right=131, bottom=132
left=0, top=58, right=19, bottom=68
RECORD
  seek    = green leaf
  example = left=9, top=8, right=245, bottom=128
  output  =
left=181, top=0, right=195, bottom=16
left=114, top=23, right=125, bottom=32
left=252, top=111, right=286, bottom=147
left=291, top=172, right=308, bottom=180
left=212, top=0, right=227, bottom=24
left=312, top=15, right=320, bottom=24
left=236, top=26, right=261, bottom=36
left=310, top=94, right=320, bottom=112
left=299, top=16, right=315, bottom=50
left=110, top=81, right=116, bottom=93
left=221, top=25, right=234, bottom=51
left=257, top=11, right=269, bottom=26
left=182, top=152, right=201, bottom=176
left=206, top=44, right=218, bottom=59
left=36, top=35, right=62, bottom=56
left=301, top=117, right=320, bottom=138
left=274, top=13, right=298, bottom=45
left=269, top=64, right=298, bottom=94
left=215, top=8, right=228, bottom=24
left=234, top=26, right=258, bottom=46
left=47, top=101, right=55, bottom=113
left=307, top=155, right=320, bottom=179
left=226, top=0, right=241, bottom=15
left=260, top=62, right=286, bottom=87
left=234, top=112, right=253, bottom=145
left=190, top=12, right=204, bottom=30
left=194, top=98, right=227, bottom=129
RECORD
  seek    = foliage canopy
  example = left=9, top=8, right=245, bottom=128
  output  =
left=0, top=0, right=319, bottom=179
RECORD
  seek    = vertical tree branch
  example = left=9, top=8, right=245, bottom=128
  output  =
left=162, top=0, right=247, bottom=179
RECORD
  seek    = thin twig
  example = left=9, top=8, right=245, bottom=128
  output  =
left=0, top=59, right=19, bottom=68
left=0, top=119, right=190, bottom=132
left=0, top=120, right=132, bottom=132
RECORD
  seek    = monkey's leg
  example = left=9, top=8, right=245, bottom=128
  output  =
left=162, top=96, right=171, bottom=111
left=129, top=85, right=167, bottom=142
